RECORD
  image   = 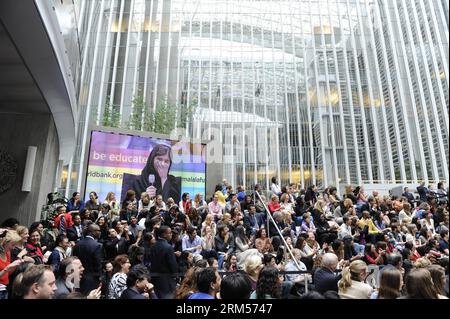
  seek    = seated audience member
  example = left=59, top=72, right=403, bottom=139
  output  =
left=338, top=260, right=373, bottom=299
left=250, top=266, right=282, bottom=299
left=401, top=268, right=440, bottom=299
left=219, top=272, right=252, bottom=299
left=188, top=267, right=221, bottom=299
left=313, top=253, right=341, bottom=294
left=370, top=267, right=403, bottom=299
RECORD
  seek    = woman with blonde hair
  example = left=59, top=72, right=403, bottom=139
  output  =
left=0, top=230, right=25, bottom=299
left=338, top=260, right=373, bottom=299
left=104, top=192, right=120, bottom=220
left=243, top=254, right=263, bottom=291
left=201, top=213, right=216, bottom=238
left=193, top=193, right=208, bottom=219
left=10, top=226, right=34, bottom=263
left=280, top=193, right=294, bottom=215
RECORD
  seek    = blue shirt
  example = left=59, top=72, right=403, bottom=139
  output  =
left=237, top=191, right=246, bottom=202
left=188, top=293, right=214, bottom=299
left=181, top=235, right=203, bottom=254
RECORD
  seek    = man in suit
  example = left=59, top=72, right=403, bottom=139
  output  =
left=313, top=253, right=341, bottom=294
left=243, top=205, right=261, bottom=238
left=149, top=225, right=178, bottom=299
left=66, top=214, right=83, bottom=243
left=72, top=223, right=103, bottom=295
left=416, top=181, right=429, bottom=202
left=402, top=187, right=415, bottom=206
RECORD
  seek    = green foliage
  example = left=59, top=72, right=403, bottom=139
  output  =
left=41, top=192, right=68, bottom=222
left=102, top=96, right=120, bottom=128
left=102, top=93, right=197, bottom=135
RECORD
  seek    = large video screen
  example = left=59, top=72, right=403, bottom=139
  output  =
left=85, top=130, right=206, bottom=204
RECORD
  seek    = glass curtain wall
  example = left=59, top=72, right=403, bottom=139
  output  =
left=65, top=0, right=449, bottom=195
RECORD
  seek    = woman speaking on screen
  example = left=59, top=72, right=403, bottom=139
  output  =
left=122, top=144, right=181, bottom=204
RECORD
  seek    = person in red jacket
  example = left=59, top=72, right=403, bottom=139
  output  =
left=268, top=195, right=281, bottom=214
left=54, top=206, right=74, bottom=235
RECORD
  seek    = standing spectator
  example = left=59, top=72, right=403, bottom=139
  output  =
left=53, top=206, right=74, bottom=235
left=108, top=254, right=131, bottom=299
left=25, top=228, right=46, bottom=264
left=20, top=264, right=57, bottom=299
left=47, top=234, right=70, bottom=272
left=66, top=214, right=83, bottom=243
left=0, top=230, right=25, bottom=299
left=149, top=226, right=178, bottom=299
left=54, top=256, right=84, bottom=299
left=72, top=224, right=103, bottom=295
left=402, top=187, right=415, bottom=206
left=416, top=181, right=429, bottom=203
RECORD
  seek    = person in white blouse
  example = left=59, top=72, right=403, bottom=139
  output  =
left=339, top=216, right=353, bottom=239
left=270, top=177, right=281, bottom=195
left=338, top=260, right=374, bottom=299
left=420, top=212, right=436, bottom=236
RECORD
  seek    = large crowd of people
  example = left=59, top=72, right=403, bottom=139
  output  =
left=0, top=179, right=448, bottom=299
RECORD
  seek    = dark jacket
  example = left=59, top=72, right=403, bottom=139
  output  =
left=313, top=267, right=341, bottom=294
left=214, top=233, right=235, bottom=255
left=149, top=238, right=178, bottom=297
left=103, top=237, right=129, bottom=261
left=243, top=212, right=262, bottom=237
left=120, top=287, right=146, bottom=299
left=67, top=225, right=83, bottom=242
left=72, top=236, right=103, bottom=294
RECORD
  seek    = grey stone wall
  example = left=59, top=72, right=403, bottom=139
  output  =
left=0, top=113, right=59, bottom=226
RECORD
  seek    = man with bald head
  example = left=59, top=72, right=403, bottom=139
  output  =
left=72, top=223, right=103, bottom=294
left=313, top=253, right=342, bottom=294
